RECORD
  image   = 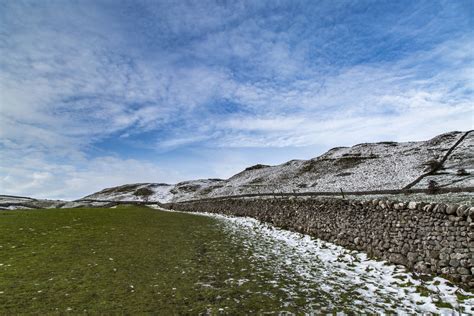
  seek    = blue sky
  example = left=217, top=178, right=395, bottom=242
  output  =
left=0, top=0, right=473, bottom=199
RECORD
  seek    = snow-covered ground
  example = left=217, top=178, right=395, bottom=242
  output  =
left=150, top=206, right=474, bottom=314
left=0, top=195, right=113, bottom=210
left=206, top=131, right=472, bottom=197
left=413, top=132, right=474, bottom=189
left=83, top=179, right=223, bottom=203
left=82, top=183, right=175, bottom=203
left=83, top=131, right=473, bottom=203
left=0, top=195, right=65, bottom=210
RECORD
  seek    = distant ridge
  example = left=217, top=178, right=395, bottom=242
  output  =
left=83, top=131, right=473, bottom=203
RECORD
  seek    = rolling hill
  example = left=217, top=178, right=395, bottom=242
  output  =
left=82, top=130, right=473, bottom=203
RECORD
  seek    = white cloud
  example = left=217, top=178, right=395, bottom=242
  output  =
left=0, top=154, right=181, bottom=200
left=223, top=117, right=305, bottom=131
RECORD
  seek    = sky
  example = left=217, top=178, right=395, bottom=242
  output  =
left=0, top=0, right=473, bottom=200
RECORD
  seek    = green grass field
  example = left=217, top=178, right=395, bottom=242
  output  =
left=0, top=206, right=309, bottom=314
left=1, top=205, right=472, bottom=314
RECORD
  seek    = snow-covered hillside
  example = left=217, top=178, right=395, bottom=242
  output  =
left=83, top=179, right=224, bottom=203
left=82, top=183, right=175, bottom=203
left=82, top=131, right=473, bottom=203
left=0, top=195, right=113, bottom=210
left=413, top=131, right=474, bottom=189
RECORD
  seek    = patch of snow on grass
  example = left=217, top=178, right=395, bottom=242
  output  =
left=153, top=206, right=474, bottom=314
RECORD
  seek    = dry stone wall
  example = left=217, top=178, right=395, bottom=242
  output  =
left=167, top=197, right=474, bottom=289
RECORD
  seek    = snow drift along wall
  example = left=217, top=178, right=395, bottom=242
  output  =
left=167, top=197, right=474, bottom=289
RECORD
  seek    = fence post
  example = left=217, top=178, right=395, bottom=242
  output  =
left=340, top=188, right=345, bottom=199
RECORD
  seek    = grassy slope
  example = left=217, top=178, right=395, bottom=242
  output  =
left=0, top=206, right=307, bottom=314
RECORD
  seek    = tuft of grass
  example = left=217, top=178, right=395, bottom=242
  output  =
left=435, top=301, right=454, bottom=309
left=399, top=281, right=415, bottom=288
left=455, top=291, right=471, bottom=302
left=412, top=274, right=433, bottom=283
left=415, top=285, right=432, bottom=297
